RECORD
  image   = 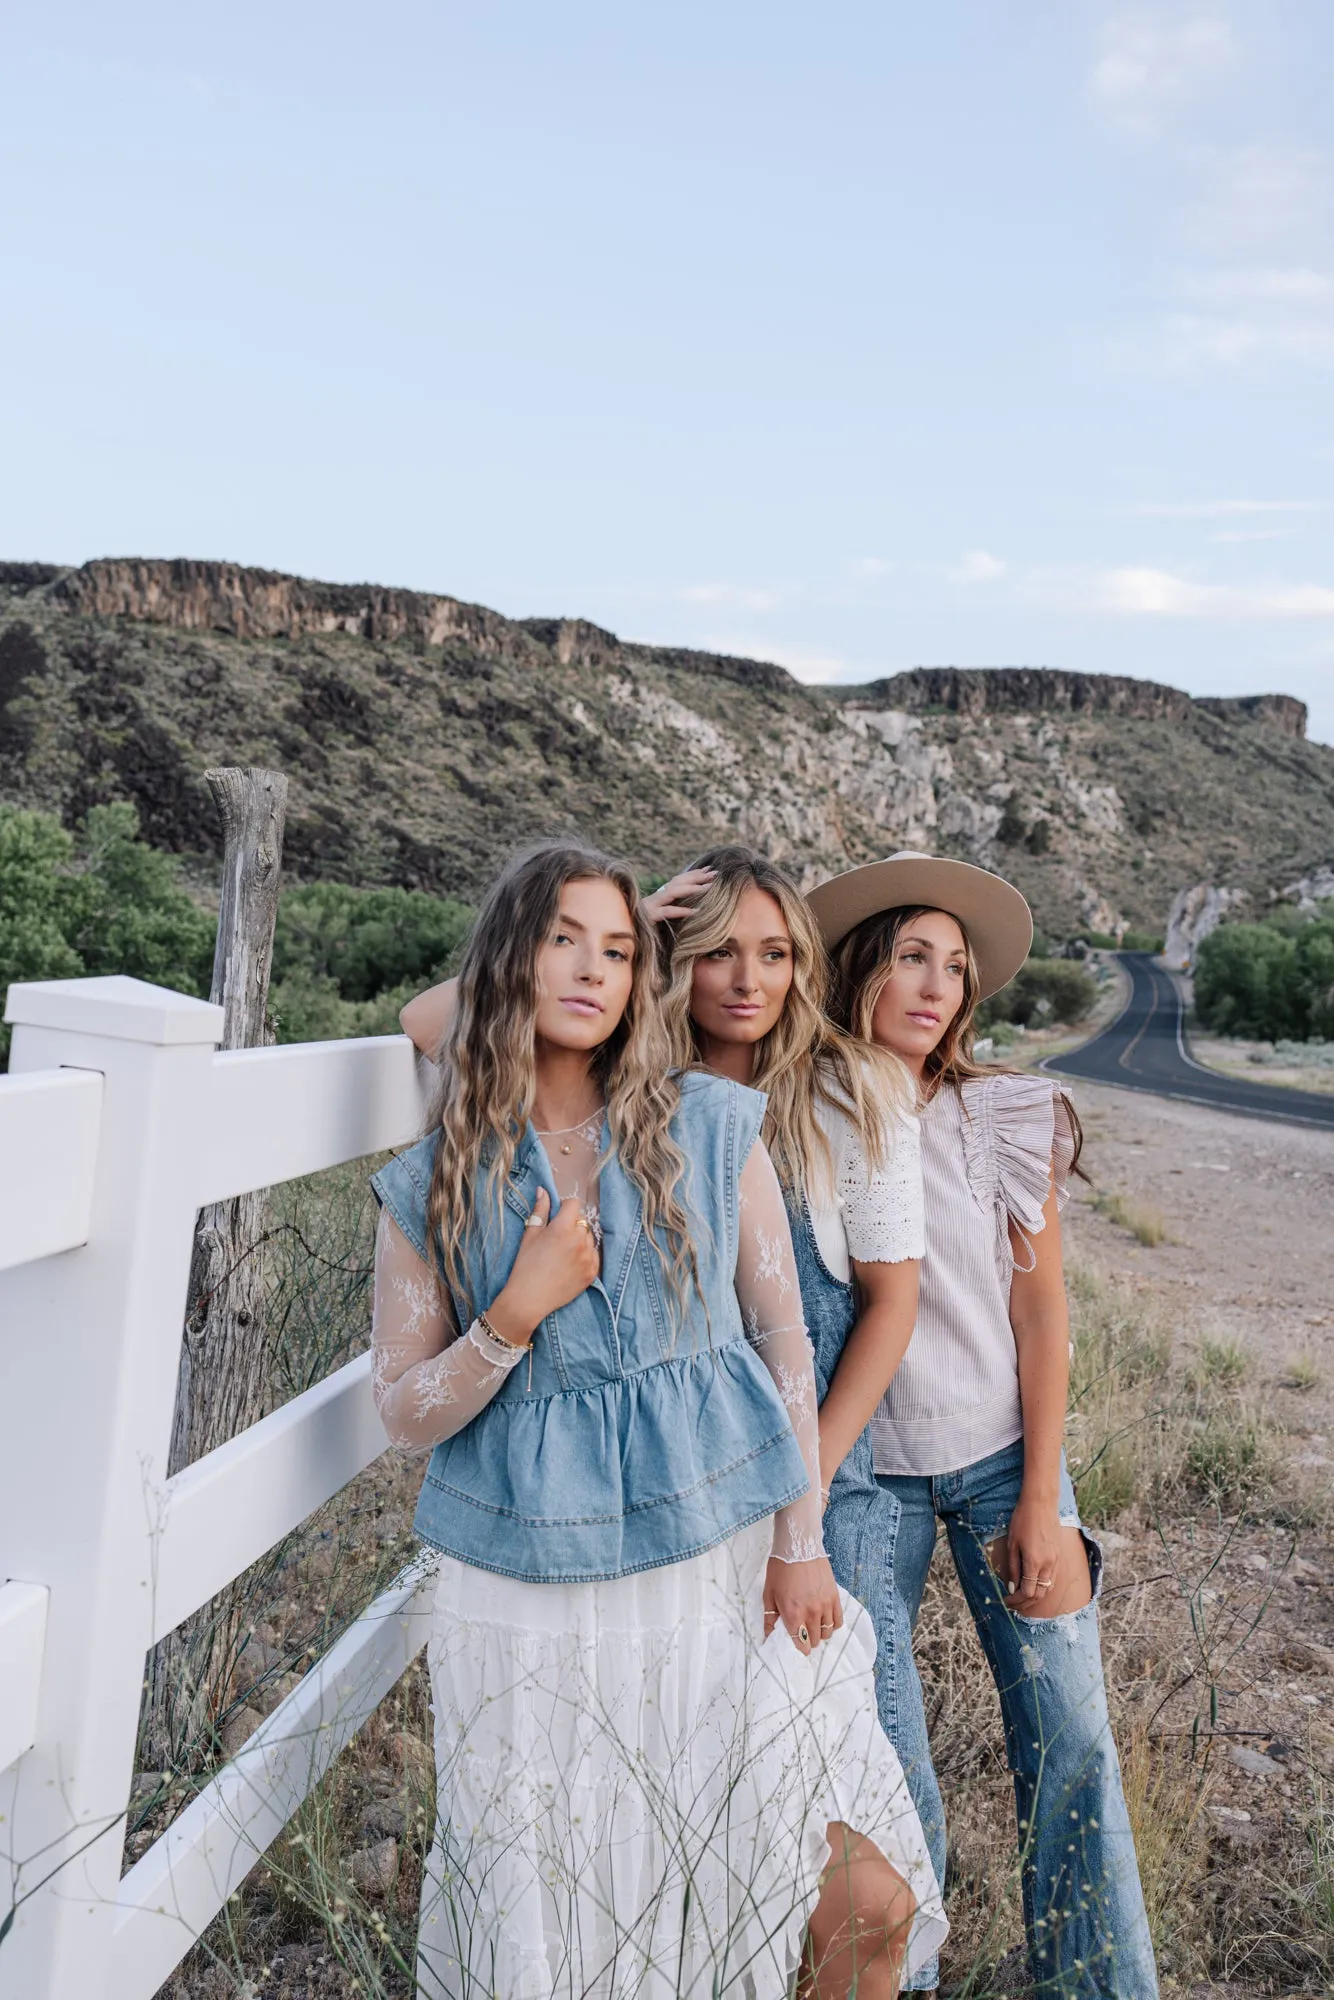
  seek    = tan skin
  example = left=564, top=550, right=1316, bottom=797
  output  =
left=404, top=877, right=916, bottom=1997
left=867, top=909, right=1091, bottom=1617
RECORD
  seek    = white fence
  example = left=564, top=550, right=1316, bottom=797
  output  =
left=0, top=974, right=434, bottom=2000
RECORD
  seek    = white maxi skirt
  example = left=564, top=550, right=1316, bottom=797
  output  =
left=416, top=1520, right=947, bottom=1998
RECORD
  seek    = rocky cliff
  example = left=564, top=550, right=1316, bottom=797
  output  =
left=2, top=557, right=1331, bottom=938
left=845, top=664, right=1307, bottom=739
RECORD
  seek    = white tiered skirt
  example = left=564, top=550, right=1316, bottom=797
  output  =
left=416, top=1521, right=947, bottom=1998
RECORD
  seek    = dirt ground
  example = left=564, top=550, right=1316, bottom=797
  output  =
left=1065, top=1077, right=1333, bottom=1447
left=1189, top=1035, right=1334, bottom=1098
left=1052, top=1079, right=1334, bottom=1995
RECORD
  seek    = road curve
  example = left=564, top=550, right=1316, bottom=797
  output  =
left=1044, top=953, right=1334, bottom=1132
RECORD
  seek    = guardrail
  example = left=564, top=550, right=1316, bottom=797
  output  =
left=0, top=974, right=432, bottom=1999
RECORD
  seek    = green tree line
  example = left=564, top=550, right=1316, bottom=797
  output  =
left=2, top=802, right=1110, bottom=1067
left=1194, top=908, right=1334, bottom=1041
left=0, top=804, right=472, bottom=1065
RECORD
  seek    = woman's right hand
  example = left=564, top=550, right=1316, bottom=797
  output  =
left=485, top=1190, right=601, bottom=1345
left=640, top=866, right=716, bottom=924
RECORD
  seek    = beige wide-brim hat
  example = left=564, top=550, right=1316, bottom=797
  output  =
left=806, top=851, right=1033, bottom=999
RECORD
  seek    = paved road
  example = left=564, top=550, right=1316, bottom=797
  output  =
left=1045, top=952, right=1334, bottom=1132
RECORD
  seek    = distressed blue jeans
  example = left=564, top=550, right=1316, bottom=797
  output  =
left=876, top=1440, right=1158, bottom=1999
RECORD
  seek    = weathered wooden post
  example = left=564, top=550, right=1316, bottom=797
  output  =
left=143, top=766, right=288, bottom=1767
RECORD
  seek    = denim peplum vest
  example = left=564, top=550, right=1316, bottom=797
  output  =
left=371, top=1072, right=809, bottom=1584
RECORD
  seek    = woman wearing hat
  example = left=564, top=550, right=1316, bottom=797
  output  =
left=808, top=852, right=1158, bottom=2000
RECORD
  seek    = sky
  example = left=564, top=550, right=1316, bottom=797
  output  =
left=3, top=2, right=1333, bottom=741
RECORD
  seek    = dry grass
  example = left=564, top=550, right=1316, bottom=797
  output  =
left=1091, top=1189, right=1168, bottom=1247
left=1190, top=1332, right=1250, bottom=1390
left=1118, top=1725, right=1213, bottom=1979
left=1285, top=1351, right=1323, bottom=1393
left=128, top=1203, right=1333, bottom=1999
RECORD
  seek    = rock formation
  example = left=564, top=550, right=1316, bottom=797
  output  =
left=1, top=557, right=1330, bottom=941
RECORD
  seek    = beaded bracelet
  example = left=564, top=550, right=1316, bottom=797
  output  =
left=474, top=1308, right=530, bottom=1358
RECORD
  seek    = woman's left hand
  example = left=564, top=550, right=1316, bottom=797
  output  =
left=1000, top=1492, right=1062, bottom=1611
left=763, top=1556, right=843, bottom=1655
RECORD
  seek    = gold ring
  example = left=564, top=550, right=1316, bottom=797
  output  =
left=797, top=1624, right=810, bottom=1645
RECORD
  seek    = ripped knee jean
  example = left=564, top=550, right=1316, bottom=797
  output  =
left=873, top=1438, right=1159, bottom=1999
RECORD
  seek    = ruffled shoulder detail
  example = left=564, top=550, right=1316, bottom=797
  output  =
left=958, top=1073, right=1075, bottom=1277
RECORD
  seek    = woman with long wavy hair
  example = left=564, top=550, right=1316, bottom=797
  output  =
left=808, top=851, right=1158, bottom=2000
left=644, top=845, right=925, bottom=1628
left=376, top=840, right=945, bottom=1999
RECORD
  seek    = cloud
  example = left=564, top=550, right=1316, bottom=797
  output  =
left=678, top=582, right=788, bottom=613
left=1186, top=142, right=1329, bottom=255
left=1131, top=498, right=1327, bottom=517
left=948, top=550, right=1008, bottom=584
left=1112, top=302, right=1334, bottom=371
left=1211, top=527, right=1292, bottom=544
left=1091, top=9, right=1238, bottom=131
left=1182, top=265, right=1333, bottom=303
left=1092, top=566, right=1334, bottom=617
left=847, top=556, right=893, bottom=578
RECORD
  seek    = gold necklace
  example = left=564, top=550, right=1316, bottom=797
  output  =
left=534, top=1106, right=604, bottom=1156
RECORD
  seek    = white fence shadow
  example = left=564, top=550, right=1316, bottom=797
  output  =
left=0, top=974, right=433, bottom=2000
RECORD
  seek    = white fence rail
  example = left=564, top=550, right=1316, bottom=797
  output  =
left=0, top=974, right=432, bottom=2000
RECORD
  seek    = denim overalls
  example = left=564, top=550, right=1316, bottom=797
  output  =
left=372, top=1072, right=809, bottom=1584
left=782, top=1190, right=909, bottom=1724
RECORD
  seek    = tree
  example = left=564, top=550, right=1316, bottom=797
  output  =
left=269, top=881, right=473, bottom=1041
left=1194, top=922, right=1300, bottom=1039
left=0, top=803, right=214, bottom=1064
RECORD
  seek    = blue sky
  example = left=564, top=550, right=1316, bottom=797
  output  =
left=4, top=2, right=1332, bottom=741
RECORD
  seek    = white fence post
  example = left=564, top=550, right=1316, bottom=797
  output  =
left=0, top=976, right=224, bottom=2000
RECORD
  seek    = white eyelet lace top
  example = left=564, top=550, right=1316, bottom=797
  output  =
left=373, top=1120, right=826, bottom=1565
left=806, top=1089, right=925, bottom=1279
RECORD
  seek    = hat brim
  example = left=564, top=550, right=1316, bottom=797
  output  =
left=806, top=853, right=1033, bottom=999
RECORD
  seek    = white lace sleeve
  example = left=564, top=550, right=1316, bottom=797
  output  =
left=371, top=1208, right=525, bottom=1454
left=734, top=1140, right=823, bottom=1564
left=839, top=1106, right=926, bottom=1264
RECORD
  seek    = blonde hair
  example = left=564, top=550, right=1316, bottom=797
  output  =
left=425, top=840, right=699, bottom=1321
left=829, top=903, right=1084, bottom=1172
left=662, top=846, right=913, bottom=1197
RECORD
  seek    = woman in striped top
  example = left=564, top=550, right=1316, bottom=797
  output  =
left=809, top=851, right=1158, bottom=2000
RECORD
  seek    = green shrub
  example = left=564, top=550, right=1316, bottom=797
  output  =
left=0, top=807, right=475, bottom=1063
left=1194, top=915, right=1334, bottom=1041
left=983, top=958, right=1097, bottom=1029
left=273, top=882, right=473, bottom=1004
left=0, top=803, right=215, bottom=1063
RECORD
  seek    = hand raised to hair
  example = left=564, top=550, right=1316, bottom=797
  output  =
left=640, top=866, right=717, bottom=924
left=486, top=1191, right=600, bottom=1346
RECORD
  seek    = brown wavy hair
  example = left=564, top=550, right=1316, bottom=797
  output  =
left=662, top=845, right=913, bottom=1197
left=425, top=840, right=699, bottom=1322
left=828, top=903, right=1084, bottom=1174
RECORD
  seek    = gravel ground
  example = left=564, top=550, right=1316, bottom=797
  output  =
left=1065, top=1075, right=1334, bottom=1405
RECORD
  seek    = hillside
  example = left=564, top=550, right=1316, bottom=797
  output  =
left=3, top=557, right=1333, bottom=939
